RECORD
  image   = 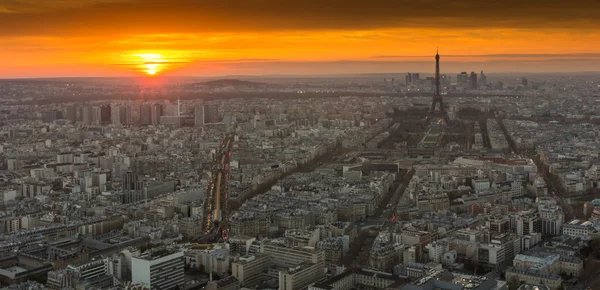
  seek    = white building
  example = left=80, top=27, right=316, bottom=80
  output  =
left=562, top=219, right=595, bottom=239
left=132, top=250, right=184, bottom=290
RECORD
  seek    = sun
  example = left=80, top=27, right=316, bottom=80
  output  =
left=135, top=53, right=165, bottom=76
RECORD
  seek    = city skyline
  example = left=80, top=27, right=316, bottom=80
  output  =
left=2, top=0, right=600, bottom=78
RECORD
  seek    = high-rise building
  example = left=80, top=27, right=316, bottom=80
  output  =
left=440, top=74, right=451, bottom=88
left=112, top=105, right=122, bottom=125
left=66, top=105, right=77, bottom=123
left=480, top=70, right=487, bottom=88
left=457, top=72, right=469, bottom=84
left=164, top=104, right=178, bottom=116
left=194, top=105, right=205, bottom=126
left=140, top=105, right=152, bottom=125
left=81, top=106, right=92, bottom=125
left=204, top=104, right=220, bottom=124
left=124, top=105, right=133, bottom=125
left=405, top=73, right=412, bottom=86
left=497, top=81, right=504, bottom=90
left=42, top=111, right=59, bottom=123
left=521, top=77, right=528, bottom=87
left=151, top=104, right=163, bottom=125
left=100, top=105, right=112, bottom=124
left=132, top=249, right=184, bottom=290
left=117, top=105, right=132, bottom=125
left=121, top=171, right=144, bottom=204
left=513, top=210, right=540, bottom=236
left=91, top=106, right=101, bottom=125
left=77, top=106, right=84, bottom=122
left=469, top=72, right=478, bottom=89
left=539, top=205, right=564, bottom=236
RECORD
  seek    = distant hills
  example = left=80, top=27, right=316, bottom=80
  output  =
left=193, top=79, right=271, bottom=89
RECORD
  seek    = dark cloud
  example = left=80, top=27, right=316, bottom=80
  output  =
left=372, top=53, right=600, bottom=59
left=0, top=0, right=599, bottom=36
left=171, top=58, right=600, bottom=76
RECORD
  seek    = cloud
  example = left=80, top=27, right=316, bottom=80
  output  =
left=0, top=0, right=599, bottom=36
left=371, top=53, right=600, bottom=59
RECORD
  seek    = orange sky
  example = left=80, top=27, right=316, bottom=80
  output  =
left=1, top=0, right=600, bottom=78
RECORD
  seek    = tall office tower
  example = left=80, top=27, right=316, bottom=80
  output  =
left=120, top=106, right=132, bottom=125
left=409, top=73, right=420, bottom=86
left=194, top=104, right=205, bottom=126
left=441, top=74, right=451, bottom=88
left=151, top=104, right=162, bottom=125
left=140, top=104, right=152, bottom=125
left=162, top=104, right=175, bottom=116
left=81, top=106, right=94, bottom=125
left=66, top=105, right=77, bottom=123
left=122, top=171, right=141, bottom=191
left=405, top=73, right=412, bottom=86
left=457, top=72, right=469, bottom=84
left=480, top=70, right=487, bottom=88
left=42, top=111, right=59, bottom=123
left=204, top=104, right=220, bottom=124
left=132, top=249, right=184, bottom=290
left=111, top=105, right=122, bottom=125
left=100, top=105, right=111, bottom=124
left=470, top=72, right=478, bottom=89
left=77, top=106, right=85, bottom=122
left=92, top=106, right=102, bottom=125
left=121, top=171, right=144, bottom=204
left=521, top=77, right=528, bottom=88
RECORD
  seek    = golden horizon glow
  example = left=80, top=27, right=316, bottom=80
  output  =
left=2, top=28, right=600, bottom=77
left=135, top=53, right=165, bottom=76
left=1, top=0, right=600, bottom=77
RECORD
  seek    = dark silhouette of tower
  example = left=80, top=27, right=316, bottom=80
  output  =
left=427, top=49, right=451, bottom=125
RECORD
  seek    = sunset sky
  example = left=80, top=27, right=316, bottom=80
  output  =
left=1, top=0, right=600, bottom=78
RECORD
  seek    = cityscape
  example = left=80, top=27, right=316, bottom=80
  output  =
left=2, top=1, right=600, bottom=290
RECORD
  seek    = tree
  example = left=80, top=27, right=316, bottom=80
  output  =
left=507, top=276, right=519, bottom=290
left=590, top=238, right=600, bottom=259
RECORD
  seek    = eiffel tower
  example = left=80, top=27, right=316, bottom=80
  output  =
left=426, top=49, right=451, bottom=125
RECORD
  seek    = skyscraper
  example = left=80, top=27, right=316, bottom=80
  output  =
left=194, top=104, right=205, bottom=126
left=457, top=72, right=469, bottom=84
left=521, top=77, right=528, bottom=88
left=120, top=105, right=132, bottom=125
left=469, top=72, right=478, bottom=89
left=91, top=106, right=101, bottom=125
left=111, top=105, right=121, bottom=125
left=151, top=104, right=162, bottom=125
left=480, top=71, right=487, bottom=88
left=440, top=74, right=451, bottom=89
left=66, top=105, right=77, bottom=123
left=81, top=106, right=89, bottom=125
left=100, top=105, right=111, bottom=125
left=204, top=104, right=220, bottom=124
left=140, top=105, right=152, bottom=125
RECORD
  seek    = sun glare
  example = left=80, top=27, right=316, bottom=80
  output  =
left=135, top=53, right=165, bottom=76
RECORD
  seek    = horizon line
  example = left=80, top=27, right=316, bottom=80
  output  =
left=2, top=70, right=600, bottom=80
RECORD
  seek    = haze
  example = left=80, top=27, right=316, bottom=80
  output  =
left=1, top=0, right=600, bottom=78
